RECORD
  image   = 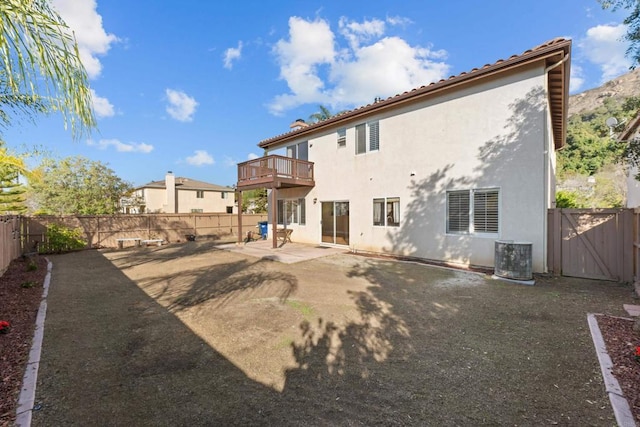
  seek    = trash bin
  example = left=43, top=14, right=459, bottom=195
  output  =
left=258, top=221, right=268, bottom=239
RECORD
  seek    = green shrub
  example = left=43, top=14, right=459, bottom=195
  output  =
left=556, top=190, right=583, bottom=208
left=26, top=259, right=38, bottom=271
left=40, top=223, right=86, bottom=253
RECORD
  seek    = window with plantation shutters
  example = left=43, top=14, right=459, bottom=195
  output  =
left=473, top=190, right=499, bottom=233
left=446, top=188, right=499, bottom=235
left=446, top=191, right=470, bottom=233
left=369, top=121, right=379, bottom=151
left=356, top=124, right=366, bottom=154
left=355, top=121, right=379, bottom=154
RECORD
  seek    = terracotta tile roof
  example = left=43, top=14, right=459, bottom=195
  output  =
left=259, top=38, right=571, bottom=150
left=137, top=177, right=233, bottom=192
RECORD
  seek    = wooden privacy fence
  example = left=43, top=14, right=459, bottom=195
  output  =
left=23, top=213, right=268, bottom=251
left=547, top=208, right=635, bottom=283
left=1, top=215, right=23, bottom=274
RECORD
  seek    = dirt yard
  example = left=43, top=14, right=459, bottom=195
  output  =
left=31, top=241, right=634, bottom=426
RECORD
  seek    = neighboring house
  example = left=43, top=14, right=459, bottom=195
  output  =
left=618, top=112, right=640, bottom=207
left=237, top=38, right=571, bottom=273
left=126, top=171, right=235, bottom=213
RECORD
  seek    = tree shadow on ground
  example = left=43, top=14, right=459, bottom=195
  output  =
left=53, top=245, right=631, bottom=425
left=128, top=256, right=298, bottom=312
left=167, top=259, right=298, bottom=311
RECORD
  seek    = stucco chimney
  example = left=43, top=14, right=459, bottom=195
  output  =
left=165, top=171, right=176, bottom=213
left=289, top=118, right=309, bottom=130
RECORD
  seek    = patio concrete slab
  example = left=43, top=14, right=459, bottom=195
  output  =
left=623, top=304, right=640, bottom=317
left=216, top=239, right=348, bottom=263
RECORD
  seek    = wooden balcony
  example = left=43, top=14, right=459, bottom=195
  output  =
left=237, top=155, right=315, bottom=190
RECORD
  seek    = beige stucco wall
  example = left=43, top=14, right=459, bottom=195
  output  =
left=142, top=188, right=233, bottom=213
left=271, top=63, right=555, bottom=272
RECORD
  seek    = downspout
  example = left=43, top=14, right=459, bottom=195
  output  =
left=542, top=53, right=569, bottom=273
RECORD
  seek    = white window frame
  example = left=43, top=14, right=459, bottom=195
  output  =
left=373, top=197, right=400, bottom=227
left=277, top=198, right=306, bottom=226
left=337, top=128, right=346, bottom=146
left=446, top=188, right=499, bottom=236
left=355, top=120, right=379, bottom=155
left=196, top=190, right=204, bottom=199
left=287, top=141, right=309, bottom=161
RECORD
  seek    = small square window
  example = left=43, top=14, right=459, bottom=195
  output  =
left=196, top=190, right=204, bottom=198
left=337, top=128, right=346, bottom=146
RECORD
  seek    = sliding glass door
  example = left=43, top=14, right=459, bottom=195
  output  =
left=321, top=201, right=349, bottom=245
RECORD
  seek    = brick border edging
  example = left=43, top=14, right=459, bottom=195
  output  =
left=15, top=259, right=52, bottom=427
left=587, top=313, right=637, bottom=427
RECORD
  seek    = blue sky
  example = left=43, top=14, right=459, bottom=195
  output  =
left=3, top=0, right=633, bottom=187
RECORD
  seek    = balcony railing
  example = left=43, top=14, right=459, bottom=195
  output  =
left=237, top=155, right=315, bottom=190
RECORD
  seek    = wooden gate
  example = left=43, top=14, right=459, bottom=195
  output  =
left=547, top=209, right=634, bottom=282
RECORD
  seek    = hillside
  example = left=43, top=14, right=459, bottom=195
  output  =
left=557, top=68, right=640, bottom=208
left=569, top=68, right=640, bottom=117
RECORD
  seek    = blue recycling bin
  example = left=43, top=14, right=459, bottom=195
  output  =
left=258, top=221, right=268, bottom=239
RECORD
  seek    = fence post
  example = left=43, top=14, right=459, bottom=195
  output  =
left=620, top=209, right=634, bottom=283
left=635, top=209, right=640, bottom=294
left=551, top=209, right=562, bottom=275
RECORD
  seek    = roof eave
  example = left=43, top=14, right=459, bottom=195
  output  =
left=258, top=39, right=572, bottom=150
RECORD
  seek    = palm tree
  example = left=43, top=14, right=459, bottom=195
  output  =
left=308, top=105, right=347, bottom=124
left=0, top=0, right=96, bottom=139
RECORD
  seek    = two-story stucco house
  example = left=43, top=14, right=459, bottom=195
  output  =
left=237, top=38, right=571, bottom=273
left=128, top=172, right=235, bottom=214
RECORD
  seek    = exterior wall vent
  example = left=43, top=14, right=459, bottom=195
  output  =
left=494, top=240, right=533, bottom=281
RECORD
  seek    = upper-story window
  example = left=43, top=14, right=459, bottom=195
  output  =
left=221, top=192, right=228, bottom=199
left=196, top=190, right=204, bottom=198
left=287, top=141, right=308, bottom=161
left=337, top=128, right=346, bottom=146
left=356, top=121, right=379, bottom=154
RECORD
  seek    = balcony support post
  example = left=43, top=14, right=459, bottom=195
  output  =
left=271, top=186, right=278, bottom=249
left=237, top=190, right=243, bottom=244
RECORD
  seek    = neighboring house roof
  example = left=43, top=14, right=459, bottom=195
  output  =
left=259, top=38, right=571, bottom=151
left=618, top=111, right=640, bottom=142
left=137, top=177, right=232, bottom=192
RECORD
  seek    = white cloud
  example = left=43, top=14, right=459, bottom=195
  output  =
left=90, top=89, right=115, bottom=118
left=186, top=150, right=214, bottom=166
left=579, top=24, right=632, bottom=82
left=247, top=152, right=259, bottom=160
left=52, top=0, right=119, bottom=79
left=223, top=42, right=243, bottom=69
left=339, top=17, right=385, bottom=50
left=87, top=138, right=153, bottom=153
left=269, top=16, right=336, bottom=115
left=386, top=15, right=413, bottom=27
left=268, top=16, right=449, bottom=115
left=570, top=64, right=586, bottom=93
left=331, top=37, right=450, bottom=106
left=165, top=89, right=198, bottom=122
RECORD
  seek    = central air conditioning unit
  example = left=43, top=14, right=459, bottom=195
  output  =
left=494, top=240, right=533, bottom=282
